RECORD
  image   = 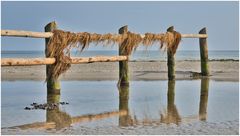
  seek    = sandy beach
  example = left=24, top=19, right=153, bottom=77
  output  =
left=2, top=60, right=239, bottom=82
left=2, top=120, right=239, bottom=135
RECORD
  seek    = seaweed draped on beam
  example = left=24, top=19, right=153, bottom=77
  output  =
left=46, top=29, right=181, bottom=81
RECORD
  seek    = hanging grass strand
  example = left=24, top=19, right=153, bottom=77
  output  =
left=46, top=29, right=182, bottom=81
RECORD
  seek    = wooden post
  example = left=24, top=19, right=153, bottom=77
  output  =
left=167, top=51, right=175, bottom=80
left=167, top=26, right=175, bottom=80
left=199, top=27, right=209, bottom=76
left=45, top=21, right=60, bottom=94
left=199, top=78, right=209, bottom=121
left=118, top=25, right=129, bottom=86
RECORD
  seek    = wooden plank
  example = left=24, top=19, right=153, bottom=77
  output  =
left=1, top=56, right=128, bottom=66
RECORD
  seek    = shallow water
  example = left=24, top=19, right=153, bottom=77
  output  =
left=1, top=80, right=239, bottom=133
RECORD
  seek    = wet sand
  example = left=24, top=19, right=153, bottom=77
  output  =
left=2, top=120, right=239, bottom=135
left=1, top=60, right=239, bottom=82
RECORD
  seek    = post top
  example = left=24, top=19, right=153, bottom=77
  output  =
left=119, top=25, right=128, bottom=34
left=167, top=26, right=174, bottom=32
left=44, top=21, right=57, bottom=32
left=199, top=27, right=207, bottom=34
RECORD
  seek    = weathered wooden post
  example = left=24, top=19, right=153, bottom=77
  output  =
left=199, top=78, right=209, bottom=121
left=118, top=25, right=129, bottom=86
left=45, top=21, right=60, bottom=94
left=167, top=26, right=175, bottom=80
left=199, top=28, right=209, bottom=76
left=167, top=51, right=175, bottom=80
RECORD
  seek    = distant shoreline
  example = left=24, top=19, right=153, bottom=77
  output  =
left=130, top=59, right=239, bottom=62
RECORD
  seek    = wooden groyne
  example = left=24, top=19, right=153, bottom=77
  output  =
left=1, top=21, right=209, bottom=93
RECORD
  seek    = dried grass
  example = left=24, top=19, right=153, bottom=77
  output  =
left=46, top=29, right=182, bottom=81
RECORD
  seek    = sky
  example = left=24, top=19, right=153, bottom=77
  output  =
left=1, top=1, right=239, bottom=51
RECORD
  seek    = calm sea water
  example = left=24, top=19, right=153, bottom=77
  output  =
left=1, top=50, right=239, bottom=60
left=1, top=80, right=239, bottom=129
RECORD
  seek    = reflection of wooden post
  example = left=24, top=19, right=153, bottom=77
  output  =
left=199, top=28, right=209, bottom=76
left=46, top=93, right=72, bottom=130
left=119, top=86, right=129, bottom=110
left=167, top=80, right=175, bottom=106
left=167, top=26, right=175, bottom=80
left=118, top=85, right=132, bottom=126
left=118, top=26, right=129, bottom=86
left=199, top=78, right=209, bottom=121
left=45, top=21, right=60, bottom=94
left=166, top=80, right=181, bottom=124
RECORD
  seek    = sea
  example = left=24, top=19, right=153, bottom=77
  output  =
left=1, top=50, right=239, bottom=61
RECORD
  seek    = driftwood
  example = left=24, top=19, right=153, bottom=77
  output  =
left=1, top=56, right=128, bottom=66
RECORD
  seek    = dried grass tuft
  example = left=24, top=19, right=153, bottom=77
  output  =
left=46, top=29, right=182, bottom=81
left=119, top=32, right=142, bottom=55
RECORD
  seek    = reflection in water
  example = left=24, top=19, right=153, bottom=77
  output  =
left=160, top=80, right=181, bottom=125
left=118, top=85, right=133, bottom=126
left=8, top=91, right=127, bottom=130
left=46, top=92, right=72, bottom=130
left=118, top=80, right=183, bottom=126
left=6, top=79, right=211, bottom=130
left=199, top=78, right=210, bottom=121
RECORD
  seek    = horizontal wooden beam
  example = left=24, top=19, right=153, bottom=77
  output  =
left=1, top=56, right=128, bottom=66
left=181, top=34, right=208, bottom=38
left=1, top=30, right=53, bottom=38
left=1, top=29, right=208, bottom=39
left=1, top=58, right=55, bottom=66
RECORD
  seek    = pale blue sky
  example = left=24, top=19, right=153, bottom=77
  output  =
left=1, top=1, right=239, bottom=51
